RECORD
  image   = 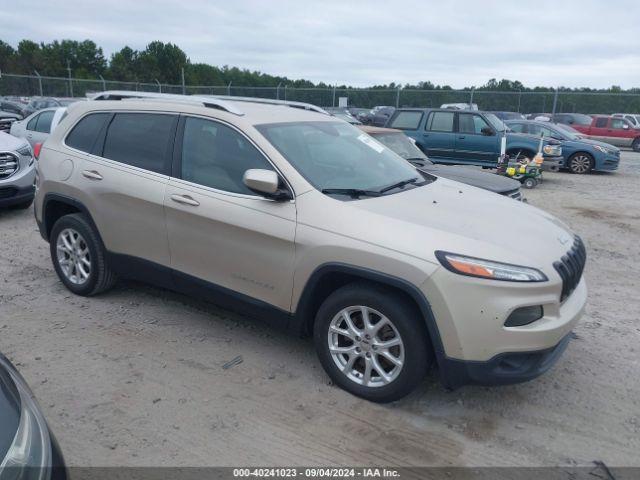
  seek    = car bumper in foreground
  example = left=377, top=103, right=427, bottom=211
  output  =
left=438, top=332, right=572, bottom=389
left=0, top=184, right=34, bottom=207
left=594, top=154, right=620, bottom=171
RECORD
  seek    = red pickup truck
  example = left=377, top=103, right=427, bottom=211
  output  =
left=572, top=115, right=640, bottom=151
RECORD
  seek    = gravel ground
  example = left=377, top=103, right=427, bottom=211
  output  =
left=0, top=152, right=639, bottom=468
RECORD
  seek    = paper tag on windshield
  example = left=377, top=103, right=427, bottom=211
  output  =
left=358, top=134, right=385, bottom=153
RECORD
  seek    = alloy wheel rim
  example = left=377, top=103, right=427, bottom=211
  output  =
left=56, top=228, right=91, bottom=285
left=327, top=306, right=404, bottom=388
left=571, top=155, right=591, bottom=173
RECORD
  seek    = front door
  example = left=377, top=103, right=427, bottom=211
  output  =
left=454, top=113, right=499, bottom=166
left=164, top=116, right=297, bottom=313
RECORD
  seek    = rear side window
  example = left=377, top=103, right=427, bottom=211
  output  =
left=66, top=113, right=110, bottom=153
left=34, top=110, right=55, bottom=133
left=102, top=113, right=176, bottom=174
left=426, top=111, right=454, bottom=132
left=27, top=114, right=39, bottom=131
left=508, top=123, right=526, bottom=133
left=595, top=118, right=608, bottom=128
left=389, top=111, right=423, bottom=130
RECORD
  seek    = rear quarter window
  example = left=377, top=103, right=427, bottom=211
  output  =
left=389, top=111, right=423, bottom=130
left=65, top=113, right=111, bottom=153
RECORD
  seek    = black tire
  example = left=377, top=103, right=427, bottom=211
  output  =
left=568, top=152, right=594, bottom=174
left=507, top=150, right=535, bottom=163
left=49, top=213, right=117, bottom=296
left=633, top=138, right=640, bottom=152
left=523, top=177, right=536, bottom=189
left=8, top=198, right=33, bottom=210
left=313, top=282, right=431, bottom=403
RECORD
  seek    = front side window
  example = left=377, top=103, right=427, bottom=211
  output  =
left=66, top=113, right=110, bottom=153
left=34, top=110, right=55, bottom=133
left=507, top=122, right=526, bottom=133
left=611, top=118, right=628, bottom=129
left=257, top=121, right=422, bottom=194
left=388, top=111, right=423, bottom=130
left=181, top=117, right=274, bottom=194
left=458, top=114, right=490, bottom=134
left=102, top=113, right=176, bottom=174
left=426, top=111, right=454, bottom=132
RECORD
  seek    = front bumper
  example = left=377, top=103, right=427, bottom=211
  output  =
left=541, top=156, right=562, bottom=172
left=438, top=332, right=572, bottom=389
left=594, top=153, right=620, bottom=171
left=0, top=184, right=34, bottom=207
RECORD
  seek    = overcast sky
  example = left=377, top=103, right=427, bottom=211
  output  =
left=2, top=0, right=639, bottom=89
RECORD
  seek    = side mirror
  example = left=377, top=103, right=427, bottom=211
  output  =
left=481, top=126, right=494, bottom=136
left=243, top=169, right=292, bottom=201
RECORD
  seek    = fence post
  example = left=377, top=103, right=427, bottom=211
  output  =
left=99, top=75, right=106, bottom=91
left=396, top=86, right=401, bottom=108
left=154, top=79, right=161, bottom=93
left=551, top=87, right=559, bottom=115
left=284, top=85, right=287, bottom=101
left=66, top=60, right=74, bottom=97
left=181, top=68, right=186, bottom=95
left=34, top=70, right=43, bottom=96
left=516, top=90, right=522, bottom=112
left=332, top=84, right=336, bottom=107
left=227, top=81, right=232, bottom=96
left=276, top=82, right=281, bottom=100
left=469, top=87, right=475, bottom=108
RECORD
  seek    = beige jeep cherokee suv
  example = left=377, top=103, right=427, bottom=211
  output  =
left=34, top=92, right=587, bottom=402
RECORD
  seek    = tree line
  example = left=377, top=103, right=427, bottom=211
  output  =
left=1, top=39, right=639, bottom=113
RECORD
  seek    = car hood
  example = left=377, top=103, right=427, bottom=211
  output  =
left=0, top=131, right=28, bottom=151
left=570, top=137, right=620, bottom=152
left=300, top=178, right=575, bottom=272
left=419, top=164, right=520, bottom=193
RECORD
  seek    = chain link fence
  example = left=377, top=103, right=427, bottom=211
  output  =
left=2, top=72, right=640, bottom=114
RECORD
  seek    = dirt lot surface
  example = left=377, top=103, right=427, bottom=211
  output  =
left=1, top=152, right=639, bottom=468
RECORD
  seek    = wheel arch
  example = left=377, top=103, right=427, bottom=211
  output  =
left=506, top=145, right=536, bottom=158
left=41, top=194, right=104, bottom=248
left=292, top=263, right=446, bottom=365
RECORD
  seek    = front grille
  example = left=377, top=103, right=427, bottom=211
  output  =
left=503, top=188, right=523, bottom=201
left=0, top=152, right=19, bottom=180
left=0, top=187, right=18, bottom=199
left=554, top=236, right=587, bottom=302
left=0, top=118, right=15, bottom=133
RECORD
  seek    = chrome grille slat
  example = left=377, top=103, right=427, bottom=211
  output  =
left=553, top=236, right=586, bottom=302
left=0, top=152, right=19, bottom=180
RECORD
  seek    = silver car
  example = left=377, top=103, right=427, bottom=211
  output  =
left=10, top=107, right=67, bottom=148
left=0, top=131, right=35, bottom=209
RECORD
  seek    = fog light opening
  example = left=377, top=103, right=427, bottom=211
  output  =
left=504, top=305, right=543, bottom=327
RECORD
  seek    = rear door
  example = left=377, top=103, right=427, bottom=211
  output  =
left=73, top=111, right=177, bottom=271
left=164, top=115, right=296, bottom=312
left=454, top=112, right=499, bottom=165
left=421, top=111, right=457, bottom=163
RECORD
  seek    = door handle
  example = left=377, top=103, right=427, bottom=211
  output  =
left=458, top=135, right=466, bottom=139
left=170, top=194, right=200, bottom=207
left=82, top=170, right=103, bottom=180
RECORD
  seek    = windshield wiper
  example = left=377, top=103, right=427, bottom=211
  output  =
left=378, top=177, right=419, bottom=194
left=321, top=188, right=382, bottom=198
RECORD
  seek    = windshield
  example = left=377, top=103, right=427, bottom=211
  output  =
left=555, top=123, right=584, bottom=140
left=369, top=132, right=431, bottom=163
left=484, top=113, right=507, bottom=132
left=257, top=121, right=423, bottom=194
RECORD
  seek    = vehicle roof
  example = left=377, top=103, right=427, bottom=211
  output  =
left=358, top=125, right=401, bottom=134
left=65, top=96, right=335, bottom=126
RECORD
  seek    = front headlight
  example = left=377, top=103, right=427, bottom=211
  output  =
left=593, top=145, right=607, bottom=153
left=15, top=144, right=32, bottom=157
left=0, top=357, right=51, bottom=480
left=435, top=251, right=548, bottom=282
left=542, top=144, right=562, bottom=156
